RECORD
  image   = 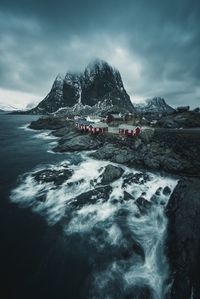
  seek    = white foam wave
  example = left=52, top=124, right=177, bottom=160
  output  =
left=10, top=156, right=178, bottom=298
left=18, top=123, right=35, bottom=131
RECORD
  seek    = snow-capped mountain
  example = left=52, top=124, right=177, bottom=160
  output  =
left=30, top=59, right=135, bottom=114
left=0, top=103, right=18, bottom=111
left=134, top=97, right=174, bottom=114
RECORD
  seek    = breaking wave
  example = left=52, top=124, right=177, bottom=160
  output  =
left=10, top=154, right=177, bottom=299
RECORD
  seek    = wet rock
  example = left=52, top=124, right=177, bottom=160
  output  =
left=54, top=134, right=102, bottom=152
left=33, top=168, right=73, bottom=185
left=150, top=194, right=159, bottom=205
left=112, top=149, right=135, bottom=164
left=121, top=241, right=144, bottom=261
left=123, top=191, right=134, bottom=201
left=135, top=197, right=151, bottom=214
left=29, top=116, right=66, bottom=130
left=99, top=164, right=124, bottom=185
left=52, top=125, right=74, bottom=137
left=163, top=186, right=171, bottom=195
left=165, top=178, right=200, bottom=299
left=122, top=172, right=151, bottom=188
left=155, top=187, right=162, bottom=195
left=66, top=179, right=85, bottom=187
left=36, top=194, right=46, bottom=202
left=70, top=185, right=112, bottom=208
left=125, top=285, right=154, bottom=299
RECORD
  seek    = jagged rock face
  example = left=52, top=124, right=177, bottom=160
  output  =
left=81, top=60, right=133, bottom=111
left=31, top=60, right=134, bottom=114
left=32, top=75, right=64, bottom=114
left=135, top=97, right=174, bottom=114
left=63, top=73, right=81, bottom=107
left=165, top=178, right=200, bottom=299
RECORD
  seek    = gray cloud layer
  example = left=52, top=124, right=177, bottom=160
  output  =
left=0, top=0, right=200, bottom=108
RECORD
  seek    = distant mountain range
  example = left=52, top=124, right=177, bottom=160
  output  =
left=11, top=59, right=175, bottom=116
left=0, top=103, right=18, bottom=112
left=134, top=97, right=175, bottom=114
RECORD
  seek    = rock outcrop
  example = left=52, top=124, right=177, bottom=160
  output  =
left=165, top=178, right=200, bottom=299
left=54, top=134, right=102, bottom=152
left=90, top=130, right=200, bottom=175
left=157, top=110, right=200, bottom=128
left=99, top=164, right=124, bottom=185
left=33, top=168, right=73, bottom=186
left=29, top=117, right=200, bottom=176
left=29, top=116, right=67, bottom=130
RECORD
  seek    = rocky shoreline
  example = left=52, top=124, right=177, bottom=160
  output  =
left=30, top=116, right=200, bottom=176
left=29, top=116, right=200, bottom=299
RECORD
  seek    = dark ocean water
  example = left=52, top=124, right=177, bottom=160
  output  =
left=0, top=114, right=90, bottom=299
left=0, top=114, right=177, bottom=299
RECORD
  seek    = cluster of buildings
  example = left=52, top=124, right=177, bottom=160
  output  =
left=75, top=113, right=142, bottom=137
left=75, top=120, right=108, bottom=134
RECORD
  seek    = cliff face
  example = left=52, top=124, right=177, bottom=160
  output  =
left=165, top=178, right=200, bottom=299
left=31, top=59, right=135, bottom=114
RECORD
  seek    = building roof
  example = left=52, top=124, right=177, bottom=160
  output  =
left=75, top=120, right=94, bottom=125
left=119, top=124, right=138, bottom=130
left=91, top=122, right=108, bottom=128
left=110, top=114, right=122, bottom=118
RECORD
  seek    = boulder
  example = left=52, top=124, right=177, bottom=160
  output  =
left=33, top=168, right=73, bottom=185
left=69, top=185, right=112, bottom=208
left=135, top=197, right=152, bottom=214
left=99, top=164, right=124, bottom=185
left=90, top=143, right=119, bottom=160
left=122, top=172, right=151, bottom=188
left=163, top=186, right=171, bottom=195
left=123, top=191, right=134, bottom=201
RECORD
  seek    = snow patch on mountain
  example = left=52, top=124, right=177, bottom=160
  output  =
left=134, top=97, right=174, bottom=113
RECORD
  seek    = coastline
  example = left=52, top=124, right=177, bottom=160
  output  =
left=29, top=116, right=200, bottom=177
left=28, top=115, right=200, bottom=299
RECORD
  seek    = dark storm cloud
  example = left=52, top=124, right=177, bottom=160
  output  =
left=0, top=0, right=200, bottom=108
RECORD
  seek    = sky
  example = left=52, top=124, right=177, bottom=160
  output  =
left=0, top=0, right=200, bottom=109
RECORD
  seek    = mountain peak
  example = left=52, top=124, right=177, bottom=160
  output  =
left=135, top=97, right=174, bottom=114
left=30, top=59, right=135, bottom=114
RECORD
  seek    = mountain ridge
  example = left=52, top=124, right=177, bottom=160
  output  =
left=134, top=97, right=174, bottom=114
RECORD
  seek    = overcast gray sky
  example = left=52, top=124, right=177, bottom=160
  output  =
left=0, top=0, right=200, bottom=109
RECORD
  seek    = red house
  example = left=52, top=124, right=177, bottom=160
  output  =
left=75, top=120, right=94, bottom=132
left=119, top=125, right=141, bottom=137
left=89, top=122, right=108, bottom=134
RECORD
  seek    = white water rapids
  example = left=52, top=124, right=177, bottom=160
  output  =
left=10, top=153, right=177, bottom=299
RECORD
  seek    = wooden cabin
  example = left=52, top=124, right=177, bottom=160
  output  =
left=89, top=122, right=108, bottom=134
left=106, top=113, right=122, bottom=123
left=75, top=120, right=94, bottom=132
left=119, top=125, right=141, bottom=137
